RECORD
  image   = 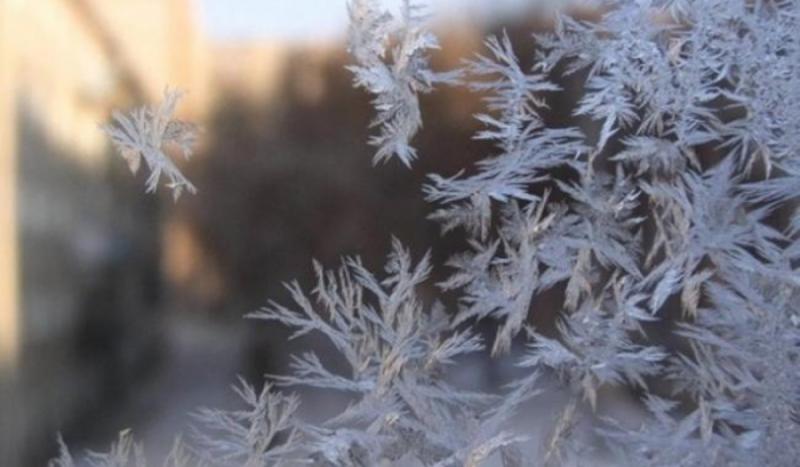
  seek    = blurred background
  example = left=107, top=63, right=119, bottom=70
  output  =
left=0, top=1, right=586, bottom=465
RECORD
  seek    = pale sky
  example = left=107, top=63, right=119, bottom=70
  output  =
left=199, top=0, right=539, bottom=41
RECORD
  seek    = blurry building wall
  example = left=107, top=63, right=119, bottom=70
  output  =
left=83, top=0, right=210, bottom=116
left=0, top=0, right=208, bottom=465
left=211, top=41, right=290, bottom=103
left=0, top=0, right=20, bottom=373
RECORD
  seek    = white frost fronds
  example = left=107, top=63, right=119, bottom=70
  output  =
left=668, top=272, right=800, bottom=466
left=102, top=88, right=197, bottom=200
left=598, top=395, right=742, bottom=467
left=48, top=435, right=75, bottom=467
left=441, top=196, right=564, bottom=355
left=425, top=33, right=586, bottom=238
left=467, top=32, right=561, bottom=151
left=347, top=0, right=455, bottom=166
left=51, top=432, right=199, bottom=467
left=192, top=379, right=301, bottom=466
left=521, top=293, right=667, bottom=410
left=250, top=240, right=530, bottom=464
left=84, top=430, right=145, bottom=467
left=162, top=437, right=201, bottom=467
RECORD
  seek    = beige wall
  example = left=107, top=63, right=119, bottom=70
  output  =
left=12, top=0, right=209, bottom=170
left=0, top=0, right=20, bottom=372
left=0, top=0, right=210, bottom=368
left=15, top=0, right=117, bottom=168
left=0, top=2, right=209, bottom=463
left=84, top=0, right=210, bottom=116
left=212, top=41, right=290, bottom=102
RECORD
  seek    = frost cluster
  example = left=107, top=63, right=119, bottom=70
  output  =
left=69, top=0, right=800, bottom=465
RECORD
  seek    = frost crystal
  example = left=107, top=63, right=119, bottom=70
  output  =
left=250, top=240, right=531, bottom=465
left=347, top=0, right=457, bottom=166
left=192, top=379, right=301, bottom=466
left=103, top=88, right=197, bottom=200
